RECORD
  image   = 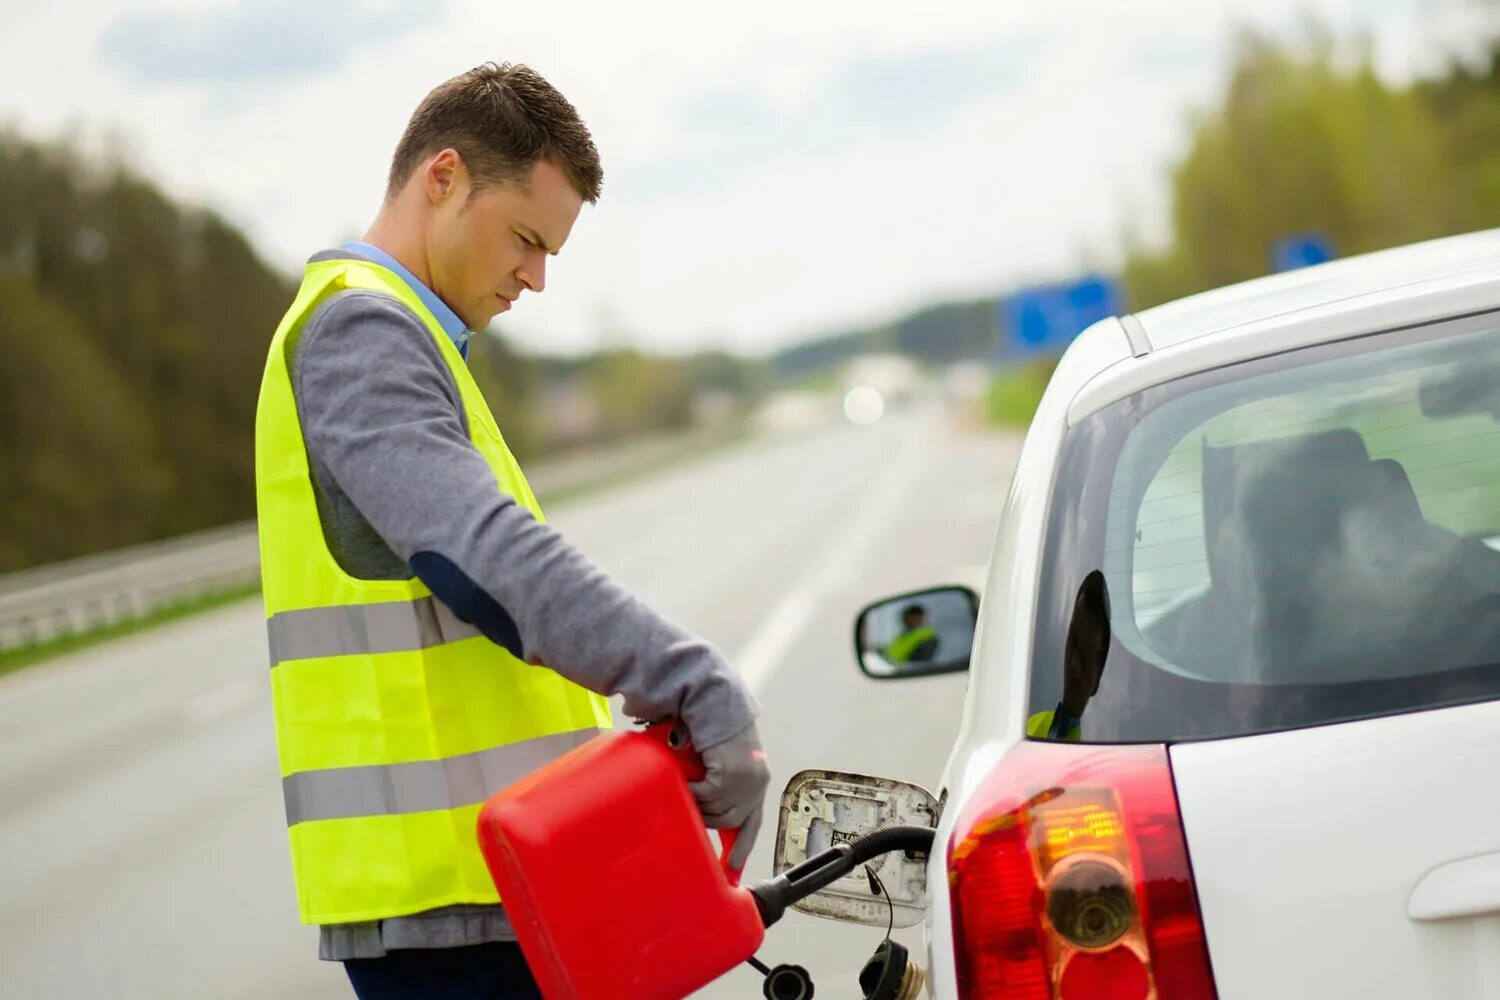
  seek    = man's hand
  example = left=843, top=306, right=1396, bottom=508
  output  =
left=688, top=722, right=770, bottom=872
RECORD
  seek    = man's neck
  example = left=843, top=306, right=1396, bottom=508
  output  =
left=361, top=213, right=431, bottom=288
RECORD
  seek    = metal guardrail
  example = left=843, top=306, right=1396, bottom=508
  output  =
left=0, top=423, right=749, bottom=655
left=0, top=522, right=261, bottom=653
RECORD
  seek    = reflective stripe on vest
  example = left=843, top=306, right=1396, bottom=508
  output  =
left=255, top=258, right=613, bottom=925
left=267, top=596, right=481, bottom=667
left=284, top=727, right=602, bottom=824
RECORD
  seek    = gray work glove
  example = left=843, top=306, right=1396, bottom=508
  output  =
left=688, top=722, right=771, bottom=873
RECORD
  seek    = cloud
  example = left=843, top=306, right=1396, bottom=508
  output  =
left=625, top=35, right=1050, bottom=201
left=829, top=40, right=1043, bottom=124
left=1126, top=35, right=1217, bottom=80
left=24, top=0, right=1426, bottom=354
left=681, top=38, right=1041, bottom=134
left=97, top=0, right=437, bottom=89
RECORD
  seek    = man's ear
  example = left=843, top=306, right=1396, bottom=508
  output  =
left=424, top=148, right=466, bottom=205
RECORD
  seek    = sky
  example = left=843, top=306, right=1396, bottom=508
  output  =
left=0, top=0, right=1481, bottom=356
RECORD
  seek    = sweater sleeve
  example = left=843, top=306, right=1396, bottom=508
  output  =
left=292, top=291, right=759, bottom=749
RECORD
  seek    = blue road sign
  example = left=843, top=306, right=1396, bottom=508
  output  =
left=1272, top=233, right=1334, bottom=272
left=999, top=274, right=1124, bottom=358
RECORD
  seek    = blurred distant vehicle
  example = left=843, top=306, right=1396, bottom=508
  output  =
left=840, top=353, right=923, bottom=424
left=842, top=384, right=885, bottom=426
left=772, top=229, right=1500, bottom=999
left=753, top=390, right=839, bottom=435
left=939, top=361, right=989, bottom=408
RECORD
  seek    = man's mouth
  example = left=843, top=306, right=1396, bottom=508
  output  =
left=495, top=292, right=513, bottom=312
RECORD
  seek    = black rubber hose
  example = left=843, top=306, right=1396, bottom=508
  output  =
left=747, top=825, right=936, bottom=928
left=846, top=824, right=935, bottom=864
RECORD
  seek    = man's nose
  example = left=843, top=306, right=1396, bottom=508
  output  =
left=517, top=255, right=546, bottom=294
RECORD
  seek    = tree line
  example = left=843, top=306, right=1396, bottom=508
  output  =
left=8, top=26, right=1500, bottom=571
left=0, top=135, right=290, bottom=572
left=0, top=132, right=768, bottom=572
left=1124, top=29, right=1500, bottom=307
left=775, top=31, right=1500, bottom=382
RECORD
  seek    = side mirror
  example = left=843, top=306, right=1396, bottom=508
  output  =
left=771, top=769, right=940, bottom=927
left=854, top=585, right=978, bottom=680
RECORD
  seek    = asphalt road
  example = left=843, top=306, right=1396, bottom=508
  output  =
left=0, top=404, right=1020, bottom=999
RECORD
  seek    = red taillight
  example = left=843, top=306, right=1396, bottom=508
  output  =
left=1059, top=947, right=1149, bottom=999
left=948, top=741, right=1216, bottom=1000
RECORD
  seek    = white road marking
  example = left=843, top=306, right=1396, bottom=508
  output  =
left=734, top=423, right=935, bottom=695
left=183, top=675, right=263, bottom=726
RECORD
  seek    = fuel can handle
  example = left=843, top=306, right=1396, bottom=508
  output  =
left=643, top=720, right=742, bottom=885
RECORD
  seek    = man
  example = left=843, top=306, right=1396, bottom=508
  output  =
left=254, top=63, right=769, bottom=999
left=883, top=604, right=939, bottom=663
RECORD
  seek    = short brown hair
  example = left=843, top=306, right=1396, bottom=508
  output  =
left=387, top=62, right=603, bottom=204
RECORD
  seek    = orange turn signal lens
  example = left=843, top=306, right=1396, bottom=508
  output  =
left=1033, top=791, right=1127, bottom=872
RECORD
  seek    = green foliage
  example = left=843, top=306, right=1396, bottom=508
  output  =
left=0, top=273, right=168, bottom=568
left=685, top=349, right=770, bottom=401
left=583, top=348, right=695, bottom=441
left=986, top=360, right=1057, bottom=427
left=772, top=326, right=894, bottom=380
left=1124, top=30, right=1500, bottom=309
left=1416, top=43, right=1500, bottom=232
left=468, top=332, right=545, bottom=460
left=771, top=296, right=1001, bottom=383
left=0, top=130, right=774, bottom=570
left=892, top=300, right=998, bottom=365
left=0, top=130, right=292, bottom=572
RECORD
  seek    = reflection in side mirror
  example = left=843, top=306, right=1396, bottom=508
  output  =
left=854, top=585, right=979, bottom=680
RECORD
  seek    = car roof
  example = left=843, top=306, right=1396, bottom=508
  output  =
left=1132, top=228, right=1500, bottom=352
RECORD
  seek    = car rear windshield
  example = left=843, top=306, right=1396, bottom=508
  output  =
left=1028, top=314, right=1500, bottom=742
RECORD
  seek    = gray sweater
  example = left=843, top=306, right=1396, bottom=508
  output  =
left=289, top=250, right=758, bottom=960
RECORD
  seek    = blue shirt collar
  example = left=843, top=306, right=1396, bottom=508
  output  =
left=341, top=241, right=473, bottom=359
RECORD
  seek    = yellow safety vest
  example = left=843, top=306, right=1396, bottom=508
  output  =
left=255, top=258, right=612, bottom=925
left=1026, top=709, right=1082, bottom=742
left=884, top=626, right=939, bottom=663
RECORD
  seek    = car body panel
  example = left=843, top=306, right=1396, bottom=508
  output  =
left=918, top=228, right=1500, bottom=1000
left=1133, top=228, right=1500, bottom=352
left=1072, top=263, right=1500, bottom=428
left=924, top=315, right=1133, bottom=999
left=1170, top=699, right=1500, bottom=999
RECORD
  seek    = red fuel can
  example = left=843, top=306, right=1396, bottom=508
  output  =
left=477, top=722, right=766, bottom=1000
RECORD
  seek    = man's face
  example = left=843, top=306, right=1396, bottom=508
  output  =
left=426, top=155, right=584, bottom=331
left=904, top=610, right=925, bottom=630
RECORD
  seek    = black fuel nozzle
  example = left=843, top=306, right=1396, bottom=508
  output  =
left=747, top=825, right=935, bottom=928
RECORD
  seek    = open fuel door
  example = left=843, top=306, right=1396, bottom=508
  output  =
left=770, top=770, right=939, bottom=928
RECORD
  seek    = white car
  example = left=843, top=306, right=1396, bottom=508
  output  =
left=774, top=229, right=1500, bottom=1000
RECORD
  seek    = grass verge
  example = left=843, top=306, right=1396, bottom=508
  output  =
left=0, top=581, right=263, bottom=680
left=987, top=360, right=1059, bottom=427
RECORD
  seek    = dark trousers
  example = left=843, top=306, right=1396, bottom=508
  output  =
left=345, top=942, right=543, bottom=1000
